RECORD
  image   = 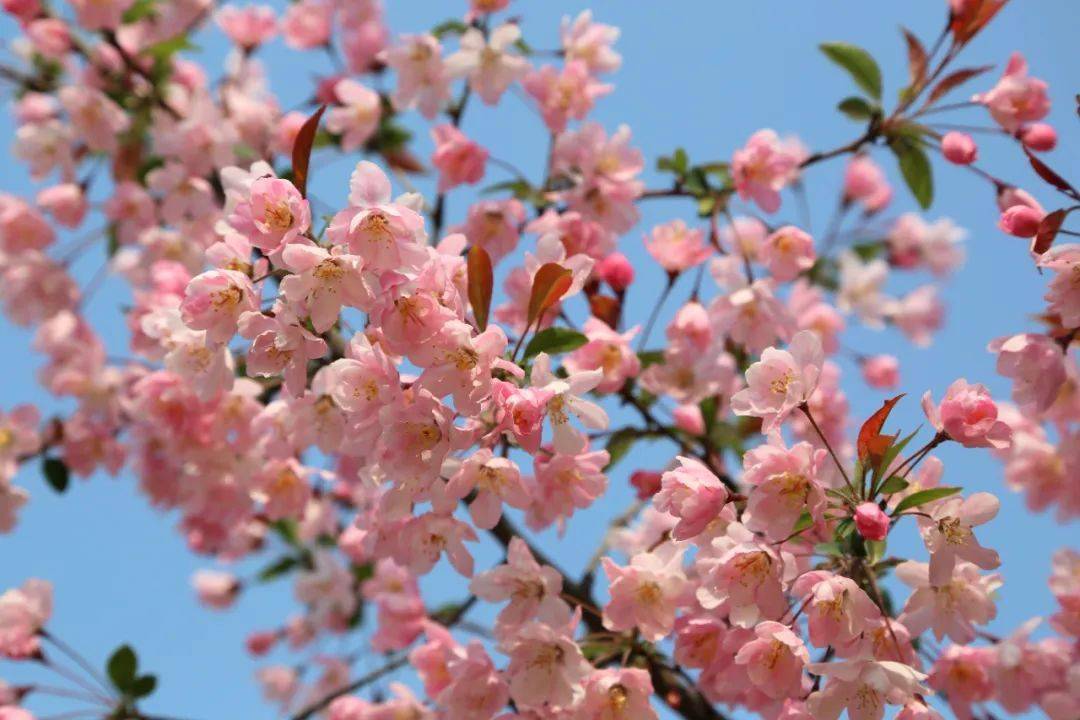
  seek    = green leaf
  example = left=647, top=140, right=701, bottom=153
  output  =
left=107, top=645, right=137, bottom=692
left=637, top=350, right=664, bottom=368
left=657, top=148, right=689, bottom=177
left=604, top=429, right=638, bottom=470
left=791, top=511, right=814, bottom=536
left=815, top=541, right=843, bottom=557
left=130, top=674, right=157, bottom=699
left=122, top=0, right=157, bottom=23
left=866, top=539, right=887, bottom=564
left=432, top=19, right=469, bottom=39
left=878, top=476, right=910, bottom=495
left=890, top=138, right=934, bottom=209
left=893, top=486, right=961, bottom=515
left=820, top=42, right=883, bottom=99
left=145, top=35, right=196, bottom=62
left=42, top=457, right=69, bottom=494
left=257, top=555, right=298, bottom=582
left=837, top=96, right=874, bottom=120
left=523, top=327, right=587, bottom=361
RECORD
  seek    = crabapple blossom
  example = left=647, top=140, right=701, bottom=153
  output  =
left=0, top=4, right=1076, bottom=720
left=731, top=330, right=824, bottom=431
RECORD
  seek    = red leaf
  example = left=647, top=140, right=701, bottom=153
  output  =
left=290, top=105, right=326, bottom=198
left=526, top=263, right=573, bottom=327
left=857, top=394, right=905, bottom=464
left=1032, top=209, right=1068, bottom=255
left=588, top=294, right=620, bottom=329
left=466, top=246, right=493, bottom=331
left=921, top=65, right=994, bottom=109
left=902, top=28, right=927, bottom=88
left=1025, top=149, right=1077, bottom=196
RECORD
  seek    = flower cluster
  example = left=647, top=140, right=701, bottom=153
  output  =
left=0, top=1, right=1077, bottom=719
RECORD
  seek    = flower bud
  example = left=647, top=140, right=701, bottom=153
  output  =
left=998, top=205, right=1043, bottom=238
left=596, top=252, right=635, bottom=292
left=630, top=470, right=662, bottom=500
left=673, top=403, right=705, bottom=435
left=942, top=132, right=978, bottom=165
left=1019, top=123, right=1057, bottom=152
left=854, top=502, right=890, bottom=541
left=861, top=354, right=900, bottom=389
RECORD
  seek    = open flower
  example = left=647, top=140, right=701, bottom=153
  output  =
left=731, top=330, right=824, bottom=431
left=917, top=492, right=1001, bottom=586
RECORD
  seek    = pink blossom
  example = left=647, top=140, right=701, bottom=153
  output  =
left=761, top=225, right=816, bottom=281
left=896, top=560, right=1000, bottom=644
left=442, top=448, right=530, bottom=529
left=887, top=214, right=965, bottom=276
left=397, top=512, right=477, bottom=577
left=560, top=16, right=620, bottom=76
left=35, top=184, right=86, bottom=229
left=0, top=480, right=29, bottom=535
left=528, top=444, right=609, bottom=532
left=927, top=645, right=996, bottom=719
left=503, top=613, right=591, bottom=709
left=861, top=355, right=900, bottom=390
left=742, top=438, right=826, bottom=542
left=988, top=333, right=1066, bottom=413
left=431, top=124, right=488, bottom=192
left=644, top=219, right=711, bottom=274
left=917, top=492, right=1002, bottom=586
left=564, top=317, right=639, bottom=393
left=470, top=537, right=569, bottom=636
left=256, top=666, right=298, bottom=707
left=0, top=579, right=51, bottom=659
left=942, top=131, right=978, bottom=164
left=279, top=245, right=370, bottom=333
left=180, top=270, right=258, bottom=344
left=653, top=456, right=730, bottom=541
left=999, top=204, right=1043, bottom=238
left=854, top=502, right=890, bottom=541
left=216, top=5, right=277, bottom=50
left=973, top=52, right=1050, bottom=132
left=281, top=0, right=333, bottom=50
left=1040, top=244, right=1080, bottom=327
left=890, top=285, right=944, bottom=347
left=733, top=621, right=809, bottom=699
left=58, top=86, right=129, bottom=153
left=843, top=155, right=892, bottom=212
left=326, top=79, right=381, bottom=152
left=792, top=572, right=880, bottom=649
left=192, top=570, right=239, bottom=610
left=228, top=176, right=311, bottom=253
left=595, top=252, right=634, bottom=291
left=732, top=129, right=802, bottom=213
left=68, top=0, right=133, bottom=31
left=445, top=24, right=529, bottom=105
left=522, top=61, right=611, bottom=134
left=731, top=330, right=824, bottom=432
left=1020, top=122, right=1057, bottom=151
left=454, top=198, right=525, bottom=263
left=806, top=658, right=929, bottom=720
left=382, top=34, right=451, bottom=119
left=602, top=544, right=686, bottom=641
left=437, top=642, right=509, bottom=719
left=531, top=352, right=609, bottom=455
left=240, top=307, right=329, bottom=397
left=696, top=524, right=794, bottom=627
left=922, top=379, right=1011, bottom=449
left=575, top=668, right=656, bottom=720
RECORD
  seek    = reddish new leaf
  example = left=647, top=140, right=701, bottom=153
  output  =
left=922, top=65, right=994, bottom=109
left=857, top=394, right=905, bottom=464
left=1032, top=209, right=1068, bottom=255
left=526, top=263, right=573, bottom=327
left=902, top=28, right=927, bottom=88
left=466, top=245, right=494, bottom=331
left=1025, top=149, right=1078, bottom=196
left=290, top=104, right=326, bottom=198
left=588, top=294, right=620, bottom=329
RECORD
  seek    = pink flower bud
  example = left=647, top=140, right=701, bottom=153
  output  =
left=854, top=502, right=890, bottom=541
left=941, top=132, right=978, bottom=165
left=630, top=470, right=662, bottom=500
left=673, top=403, right=705, bottom=435
left=998, top=205, right=1043, bottom=238
left=1020, top=123, right=1057, bottom=152
left=861, top=354, right=900, bottom=389
left=596, top=252, right=635, bottom=292
left=246, top=630, right=279, bottom=656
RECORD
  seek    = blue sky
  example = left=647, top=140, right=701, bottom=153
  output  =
left=1, top=1, right=1078, bottom=718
